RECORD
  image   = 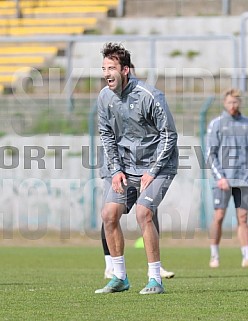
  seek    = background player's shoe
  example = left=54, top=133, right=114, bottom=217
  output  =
left=241, top=258, right=248, bottom=268
left=95, top=275, right=130, bottom=294
left=160, top=267, right=175, bottom=279
left=139, top=278, right=165, bottom=294
left=209, top=257, right=219, bottom=268
left=104, top=268, right=114, bottom=279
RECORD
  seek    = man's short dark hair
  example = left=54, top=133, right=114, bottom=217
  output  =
left=101, top=43, right=131, bottom=69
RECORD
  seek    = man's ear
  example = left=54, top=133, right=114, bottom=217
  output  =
left=123, top=66, right=130, bottom=75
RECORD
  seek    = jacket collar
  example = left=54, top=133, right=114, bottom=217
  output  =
left=222, top=109, right=241, bottom=120
left=120, top=75, right=138, bottom=98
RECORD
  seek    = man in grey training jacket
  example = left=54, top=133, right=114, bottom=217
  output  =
left=95, top=43, right=178, bottom=295
left=207, top=88, right=248, bottom=268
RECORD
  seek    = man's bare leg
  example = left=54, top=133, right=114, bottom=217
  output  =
left=101, top=202, right=127, bottom=280
left=102, top=202, right=125, bottom=256
left=136, top=204, right=161, bottom=283
left=209, top=208, right=226, bottom=267
left=237, top=208, right=248, bottom=267
left=210, top=208, right=226, bottom=245
left=237, top=208, right=248, bottom=246
left=95, top=202, right=130, bottom=293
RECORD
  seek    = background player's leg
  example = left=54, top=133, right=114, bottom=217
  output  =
left=152, top=210, right=175, bottom=279
left=236, top=208, right=248, bottom=267
left=209, top=208, right=226, bottom=268
left=101, top=223, right=114, bottom=278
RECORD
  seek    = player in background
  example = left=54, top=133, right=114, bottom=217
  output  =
left=207, top=88, right=248, bottom=268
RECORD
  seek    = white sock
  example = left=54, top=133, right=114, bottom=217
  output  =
left=210, top=245, right=219, bottom=259
left=241, top=246, right=248, bottom=260
left=112, top=256, right=126, bottom=280
left=104, top=255, right=113, bottom=271
left=148, top=261, right=161, bottom=285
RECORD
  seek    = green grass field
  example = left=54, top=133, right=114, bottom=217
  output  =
left=0, top=246, right=247, bottom=321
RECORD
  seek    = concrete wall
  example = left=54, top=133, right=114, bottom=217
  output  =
left=124, top=0, right=248, bottom=17
left=0, top=133, right=236, bottom=238
left=108, top=16, right=241, bottom=35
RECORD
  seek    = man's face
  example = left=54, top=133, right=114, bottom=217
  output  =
left=102, top=57, right=129, bottom=94
left=224, top=95, right=241, bottom=116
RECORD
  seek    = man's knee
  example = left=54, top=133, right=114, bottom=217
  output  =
left=237, top=209, right=248, bottom=225
left=101, top=203, right=123, bottom=225
left=101, top=206, right=115, bottom=224
left=213, top=209, right=225, bottom=224
left=136, top=204, right=153, bottom=225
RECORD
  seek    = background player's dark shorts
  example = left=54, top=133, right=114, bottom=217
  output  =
left=103, top=174, right=174, bottom=214
left=102, top=177, right=137, bottom=213
left=212, top=186, right=248, bottom=210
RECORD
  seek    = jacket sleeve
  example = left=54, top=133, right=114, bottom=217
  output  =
left=97, top=95, right=122, bottom=177
left=146, top=92, right=178, bottom=177
left=206, top=118, right=224, bottom=180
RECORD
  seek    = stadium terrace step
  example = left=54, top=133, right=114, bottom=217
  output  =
left=0, top=2, right=114, bottom=18
left=0, top=26, right=84, bottom=36
left=0, top=0, right=118, bottom=8
left=0, top=44, right=59, bottom=93
left=0, top=65, right=32, bottom=87
left=0, top=0, right=119, bottom=95
left=23, top=0, right=118, bottom=7
left=0, top=74, right=17, bottom=84
left=0, top=46, right=58, bottom=56
left=0, top=66, right=31, bottom=74
left=0, top=7, right=16, bottom=17
left=0, top=0, right=35, bottom=8
left=22, top=6, right=108, bottom=16
left=0, top=17, right=97, bottom=27
left=0, top=56, right=45, bottom=65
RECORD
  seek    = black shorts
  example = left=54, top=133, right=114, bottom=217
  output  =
left=212, top=186, right=248, bottom=210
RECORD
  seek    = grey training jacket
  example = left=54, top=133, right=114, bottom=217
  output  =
left=206, top=110, right=248, bottom=186
left=98, top=75, right=178, bottom=178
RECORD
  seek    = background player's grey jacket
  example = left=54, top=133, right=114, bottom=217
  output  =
left=98, top=75, right=178, bottom=178
left=206, top=110, right=248, bottom=186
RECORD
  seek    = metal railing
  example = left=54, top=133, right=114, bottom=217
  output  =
left=0, top=33, right=240, bottom=112
left=199, top=96, right=215, bottom=230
